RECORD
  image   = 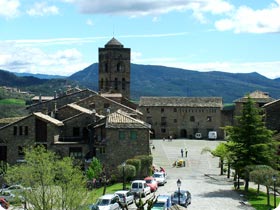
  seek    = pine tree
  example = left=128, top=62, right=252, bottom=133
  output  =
left=225, top=96, right=278, bottom=191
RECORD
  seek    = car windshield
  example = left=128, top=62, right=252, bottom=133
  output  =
left=153, top=174, right=163, bottom=178
left=116, top=193, right=124, bottom=198
left=96, top=199, right=110, bottom=206
left=174, top=192, right=184, bottom=198
left=153, top=202, right=165, bottom=207
left=145, top=179, right=152, bottom=184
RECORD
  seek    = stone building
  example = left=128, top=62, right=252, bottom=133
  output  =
left=138, top=97, right=223, bottom=139
left=92, top=110, right=151, bottom=170
left=233, top=90, right=275, bottom=117
left=98, top=38, right=131, bottom=99
left=263, top=99, right=280, bottom=133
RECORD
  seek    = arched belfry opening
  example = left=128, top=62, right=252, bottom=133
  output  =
left=98, top=37, right=131, bottom=99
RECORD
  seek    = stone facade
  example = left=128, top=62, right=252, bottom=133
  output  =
left=99, top=38, right=131, bottom=99
left=93, top=110, right=151, bottom=171
left=263, top=99, right=280, bottom=132
left=138, top=97, right=223, bottom=139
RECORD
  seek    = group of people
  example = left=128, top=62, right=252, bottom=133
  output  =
left=152, top=165, right=165, bottom=174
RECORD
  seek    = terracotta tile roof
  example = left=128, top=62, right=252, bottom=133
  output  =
left=106, top=110, right=150, bottom=129
left=34, top=112, right=64, bottom=126
left=139, top=97, right=223, bottom=107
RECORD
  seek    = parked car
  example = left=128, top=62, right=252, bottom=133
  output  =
left=151, top=195, right=171, bottom=210
left=171, top=190, right=191, bottom=207
left=152, top=172, right=167, bottom=186
left=0, top=191, right=24, bottom=203
left=95, top=194, right=120, bottom=210
left=144, top=176, right=158, bottom=192
left=130, top=180, right=151, bottom=197
left=114, top=190, right=134, bottom=206
left=1, top=184, right=30, bottom=194
left=0, top=197, right=9, bottom=209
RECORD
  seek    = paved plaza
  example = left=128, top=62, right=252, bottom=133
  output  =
left=150, top=139, right=255, bottom=210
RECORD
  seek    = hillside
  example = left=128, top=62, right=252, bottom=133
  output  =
left=68, top=63, right=280, bottom=103
left=0, top=69, right=79, bottom=96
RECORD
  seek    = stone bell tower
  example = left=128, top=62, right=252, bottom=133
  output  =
left=98, top=37, right=131, bottom=99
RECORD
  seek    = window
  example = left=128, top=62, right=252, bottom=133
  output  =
left=13, top=126, right=17, bottom=136
left=73, top=127, right=80, bottom=137
left=207, top=116, right=212, bottom=122
left=174, top=119, right=177, bottom=123
left=173, top=108, right=177, bottom=112
left=161, top=128, right=166, bottom=133
left=161, top=108, right=164, bottom=113
left=119, top=131, right=125, bottom=140
left=69, top=147, right=83, bottom=159
left=24, top=126, right=28, bottom=136
left=190, top=116, right=195, bottom=122
left=114, top=78, right=118, bottom=90
left=146, top=108, right=150, bottom=113
left=18, top=146, right=24, bottom=156
left=122, top=78, right=126, bottom=90
left=130, top=131, right=137, bottom=140
left=19, top=126, right=23, bottom=136
left=161, top=117, right=167, bottom=126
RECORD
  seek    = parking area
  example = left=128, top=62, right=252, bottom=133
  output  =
left=150, top=139, right=255, bottom=210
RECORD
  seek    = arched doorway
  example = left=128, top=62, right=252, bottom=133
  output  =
left=180, top=129, right=187, bottom=138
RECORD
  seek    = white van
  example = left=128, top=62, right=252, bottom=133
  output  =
left=208, top=131, right=217, bottom=140
left=130, top=180, right=151, bottom=197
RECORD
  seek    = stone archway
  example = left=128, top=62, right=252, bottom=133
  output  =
left=180, top=129, right=187, bottom=138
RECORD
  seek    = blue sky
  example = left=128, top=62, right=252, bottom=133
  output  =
left=0, top=0, right=280, bottom=79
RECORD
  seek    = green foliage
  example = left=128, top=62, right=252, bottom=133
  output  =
left=225, top=97, right=279, bottom=191
left=134, top=155, right=153, bottom=177
left=126, top=158, right=141, bottom=177
left=86, top=158, right=103, bottom=180
left=5, top=146, right=87, bottom=210
left=0, top=98, right=25, bottom=105
left=117, top=164, right=136, bottom=181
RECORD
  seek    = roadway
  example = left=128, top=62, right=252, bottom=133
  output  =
left=149, top=139, right=255, bottom=210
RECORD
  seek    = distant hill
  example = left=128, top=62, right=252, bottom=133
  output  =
left=0, top=69, right=78, bottom=96
left=14, top=72, right=66, bottom=79
left=2, top=64, right=280, bottom=103
left=68, top=63, right=280, bottom=103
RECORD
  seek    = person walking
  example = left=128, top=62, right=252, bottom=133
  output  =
left=181, top=148, right=183, bottom=157
left=185, top=148, right=188, bottom=158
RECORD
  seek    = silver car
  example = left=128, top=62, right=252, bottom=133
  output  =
left=95, top=194, right=120, bottom=210
left=115, top=190, right=134, bottom=206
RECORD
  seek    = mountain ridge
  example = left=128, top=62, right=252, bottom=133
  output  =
left=1, top=64, right=280, bottom=103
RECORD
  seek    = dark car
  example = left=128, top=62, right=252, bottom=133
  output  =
left=171, top=190, right=191, bottom=207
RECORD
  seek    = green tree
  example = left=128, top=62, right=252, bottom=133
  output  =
left=201, top=142, right=231, bottom=176
left=86, top=157, right=103, bottom=180
left=250, top=167, right=279, bottom=206
left=5, top=146, right=87, bottom=210
left=225, top=96, right=278, bottom=191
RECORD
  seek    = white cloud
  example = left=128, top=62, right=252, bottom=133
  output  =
left=215, top=0, right=280, bottom=33
left=86, top=18, right=94, bottom=26
left=0, top=43, right=87, bottom=75
left=67, top=0, right=233, bottom=18
left=0, top=0, right=20, bottom=18
left=27, top=2, right=59, bottom=16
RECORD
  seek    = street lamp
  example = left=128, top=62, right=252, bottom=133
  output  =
left=122, top=162, right=126, bottom=190
left=177, top=179, right=181, bottom=206
left=272, top=175, right=277, bottom=208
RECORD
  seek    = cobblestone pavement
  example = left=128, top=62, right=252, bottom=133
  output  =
left=150, top=139, right=256, bottom=210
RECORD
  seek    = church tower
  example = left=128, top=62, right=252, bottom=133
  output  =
left=98, top=37, right=131, bottom=99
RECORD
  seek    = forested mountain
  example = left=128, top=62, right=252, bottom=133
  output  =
left=2, top=63, right=280, bottom=103
left=69, top=63, right=280, bottom=103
